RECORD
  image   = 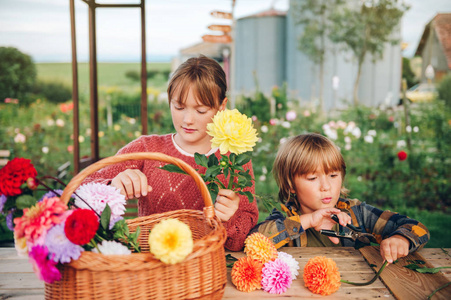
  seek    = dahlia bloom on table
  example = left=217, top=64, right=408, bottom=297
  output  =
left=162, top=108, right=259, bottom=202
left=230, top=232, right=299, bottom=294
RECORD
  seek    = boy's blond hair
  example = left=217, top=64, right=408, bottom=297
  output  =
left=273, top=133, right=348, bottom=203
left=167, top=55, right=227, bottom=109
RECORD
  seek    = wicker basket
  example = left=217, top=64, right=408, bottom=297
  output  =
left=45, top=153, right=227, bottom=300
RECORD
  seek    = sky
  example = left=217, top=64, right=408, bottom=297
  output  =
left=0, top=0, right=450, bottom=63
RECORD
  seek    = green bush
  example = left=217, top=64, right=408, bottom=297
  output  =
left=0, top=47, right=36, bottom=104
left=32, top=80, right=72, bottom=104
left=437, top=73, right=451, bottom=106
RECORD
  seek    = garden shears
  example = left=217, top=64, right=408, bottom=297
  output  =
left=320, top=214, right=378, bottom=248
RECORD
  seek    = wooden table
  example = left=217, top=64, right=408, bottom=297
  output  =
left=1, top=247, right=450, bottom=299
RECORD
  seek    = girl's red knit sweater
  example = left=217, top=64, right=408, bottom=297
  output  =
left=83, top=134, right=259, bottom=251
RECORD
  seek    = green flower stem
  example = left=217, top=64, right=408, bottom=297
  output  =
left=428, top=282, right=451, bottom=299
left=90, top=239, right=102, bottom=254
left=341, top=260, right=389, bottom=286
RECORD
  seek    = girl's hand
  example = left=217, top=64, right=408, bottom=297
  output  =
left=301, top=208, right=352, bottom=244
left=380, top=235, right=410, bottom=264
left=214, top=189, right=240, bottom=222
left=111, top=169, right=151, bottom=200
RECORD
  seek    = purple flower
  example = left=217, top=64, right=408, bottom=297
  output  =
left=261, top=259, right=293, bottom=294
left=285, top=110, right=297, bottom=121
left=0, top=194, right=6, bottom=214
left=75, top=183, right=126, bottom=228
left=6, top=210, right=15, bottom=231
left=39, top=189, right=64, bottom=202
left=44, top=223, right=83, bottom=264
left=28, top=245, right=61, bottom=283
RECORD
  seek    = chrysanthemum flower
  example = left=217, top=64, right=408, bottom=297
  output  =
left=148, top=218, right=193, bottom=264
left=14, top=232, right=28, bottom=257
left=64, top=209, right=99, bottom=245
left=28, top=245, right=61, bottom=283
left=207, top=109, right=258, bottom=155
left=261, top=259, right=293, bottom=294
left=75, top=183, right=126, bottom=228
left=14, top=197, right=67, bottom=244
left=277, top=251, right=300, bottom=279
left=303, top=256, right=341, bottom=296
left=244, top=232, right=278, bottom=264
left=231, top=256, right=263, bottom=292
left=92, top=240, right=131, bottom=255
left=45, top=223, right=83, bottom=263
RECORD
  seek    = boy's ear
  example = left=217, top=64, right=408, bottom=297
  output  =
left=219, top=97, right=228, bottom=110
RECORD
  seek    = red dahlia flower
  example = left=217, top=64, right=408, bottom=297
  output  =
left=397, top=151, right=407, bottom=161
left=64, top=209, right=99, bottom=245
left=0, top=158, right=37, bottom=196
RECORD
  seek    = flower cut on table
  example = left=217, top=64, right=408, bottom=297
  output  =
left=148, top=218, right=194, bottom=264
left=161, top=108, right=258, bottom=203
left=230, top=232, right=299, bottom=294
left=303, top=256, right=341, bottom=296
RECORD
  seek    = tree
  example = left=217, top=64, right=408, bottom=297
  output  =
left=329, top=0, right=409, bottom=105
left=0, top=47, right=36, bottom=103
left=292, top=0, right=343, bottom=113
left=402, top=57, right=418, bottom=89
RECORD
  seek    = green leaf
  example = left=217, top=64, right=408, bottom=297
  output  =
left=229, top=153, right=237, bottom=164
left=407, top=259, right=426, bottom=265
left=207, top=153, right=219, bottom=167
left=15, top=195, right=37, bottom=209
left=223, top=166, right=229, bottom=179
left=194, top=152, right=208, bottom=167
left=208, top=182, right=219, bottom=203
left=100, top=203, right=112, bottom=231
left=235, top=153, right=251, bottom=166
left=205, top=165, right=221, bottom=179
left=159, top=164, right=188, bottom=175
left=240, top=191, right=254, bottom=203
left=225, top=254, right=238, bottom=262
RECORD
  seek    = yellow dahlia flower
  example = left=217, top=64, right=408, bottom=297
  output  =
left=148, top=218, right=193, bottom=264
left=207, top=109, right=258, bottom=155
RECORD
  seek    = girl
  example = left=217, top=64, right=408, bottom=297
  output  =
left=84, top=55, right=258, bottom=251
left=252, top=133, right=429, bottom=263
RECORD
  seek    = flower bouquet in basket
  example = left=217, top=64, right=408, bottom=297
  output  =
left=6, top=153, right=228, bottom=300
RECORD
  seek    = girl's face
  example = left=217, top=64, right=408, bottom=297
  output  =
left=290, top=168, right=343, bottom=214
left=171, top=87, right=227, bottom=154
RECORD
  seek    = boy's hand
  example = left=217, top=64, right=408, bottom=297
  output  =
left=301, top=208, right=352, bottom=244
left=380, top=235, right=410, bottom=263
left=214, top=189, right=240, bottom=222
left=111, top=169, right=152, bottom=200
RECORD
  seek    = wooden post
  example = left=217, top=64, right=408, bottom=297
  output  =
left=401, top=78, right=412, bottom=152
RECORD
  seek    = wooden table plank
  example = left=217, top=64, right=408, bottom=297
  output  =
left=360, top=246, right=451, bottom=300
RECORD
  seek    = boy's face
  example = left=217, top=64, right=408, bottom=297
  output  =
left=291, top=168, right=343, bottom=214
left=171, top=87, right=226, bottom=154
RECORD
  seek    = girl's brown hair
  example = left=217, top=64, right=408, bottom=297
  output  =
left=273, top=133, right=348, bottom=203
left=167, top=55, right=227, bottom=109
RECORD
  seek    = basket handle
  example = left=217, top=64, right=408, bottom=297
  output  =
left=60, top=152, right=215, bottom=219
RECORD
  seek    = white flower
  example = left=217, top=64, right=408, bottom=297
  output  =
left=337, top=120, right=347, bottom=129
left=413, top=126, right=419, bottom=133
left=259, top=175, right=266, bottom=182
left=78, top=135, right=85, bottom=143
left=344, top=136, right=351, bottom=144
left=280, top=137, right=288, bottom=144
left=368, top=129, right=377, bottom=137
left=75, top=183, right=126, bottom=228
left=42, top=146, right=49, bottom=154
left=56, top=119, right=65, bottom=127
left=397, top=140, right=407, bottom=148
left=406, top=125, right=412, bottom=133
left=128, top=118, right=136, bottom=124
left=47, top=119, right=55, bottom=126
left=258, top=137, right=263, bottom=143
left=277, top=251, right=300, bottom=279
left=328, top=120, right=337, bottom=129
left=285, top=110, right=297, bottom=121
left=14, top=133, right=26, bottom=143
left=86, top=128, right=92, bottom=136
left=281, top=121, right=291, bottom=128
left=324, top=128, right=338, bottom=140
left=351, top=127, right=362, bottom=139
left=134, top=131, right=141, bottom=137
left=357, top=176, right=362, bottom=181
left=262, top=166, right=268, bottom=174
left=364, top=135, right=374, bottom=143
left=261, top=125, right=269, bottom=133
left=345, top=144, right=352, bottom=150
left=93, top=241, right=131, bottom=255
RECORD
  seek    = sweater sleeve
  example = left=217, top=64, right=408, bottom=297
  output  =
left=82, top=136, right=147, bottom=185
left=222, top=160, right=259, bottom=251
left=349, top=199, right=430, bottom=252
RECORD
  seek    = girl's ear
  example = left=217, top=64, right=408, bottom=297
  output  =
left=219, top=97, right=228, bottom=111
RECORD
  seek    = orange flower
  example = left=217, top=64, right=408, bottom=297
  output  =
left=303, top=256, right=341, bottom=296
left=244, top=232, right=278, bottom=264
left=231, top=256, right=263, bottom=292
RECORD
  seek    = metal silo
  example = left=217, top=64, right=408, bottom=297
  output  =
left=234, top=9, right=286, bottom=96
